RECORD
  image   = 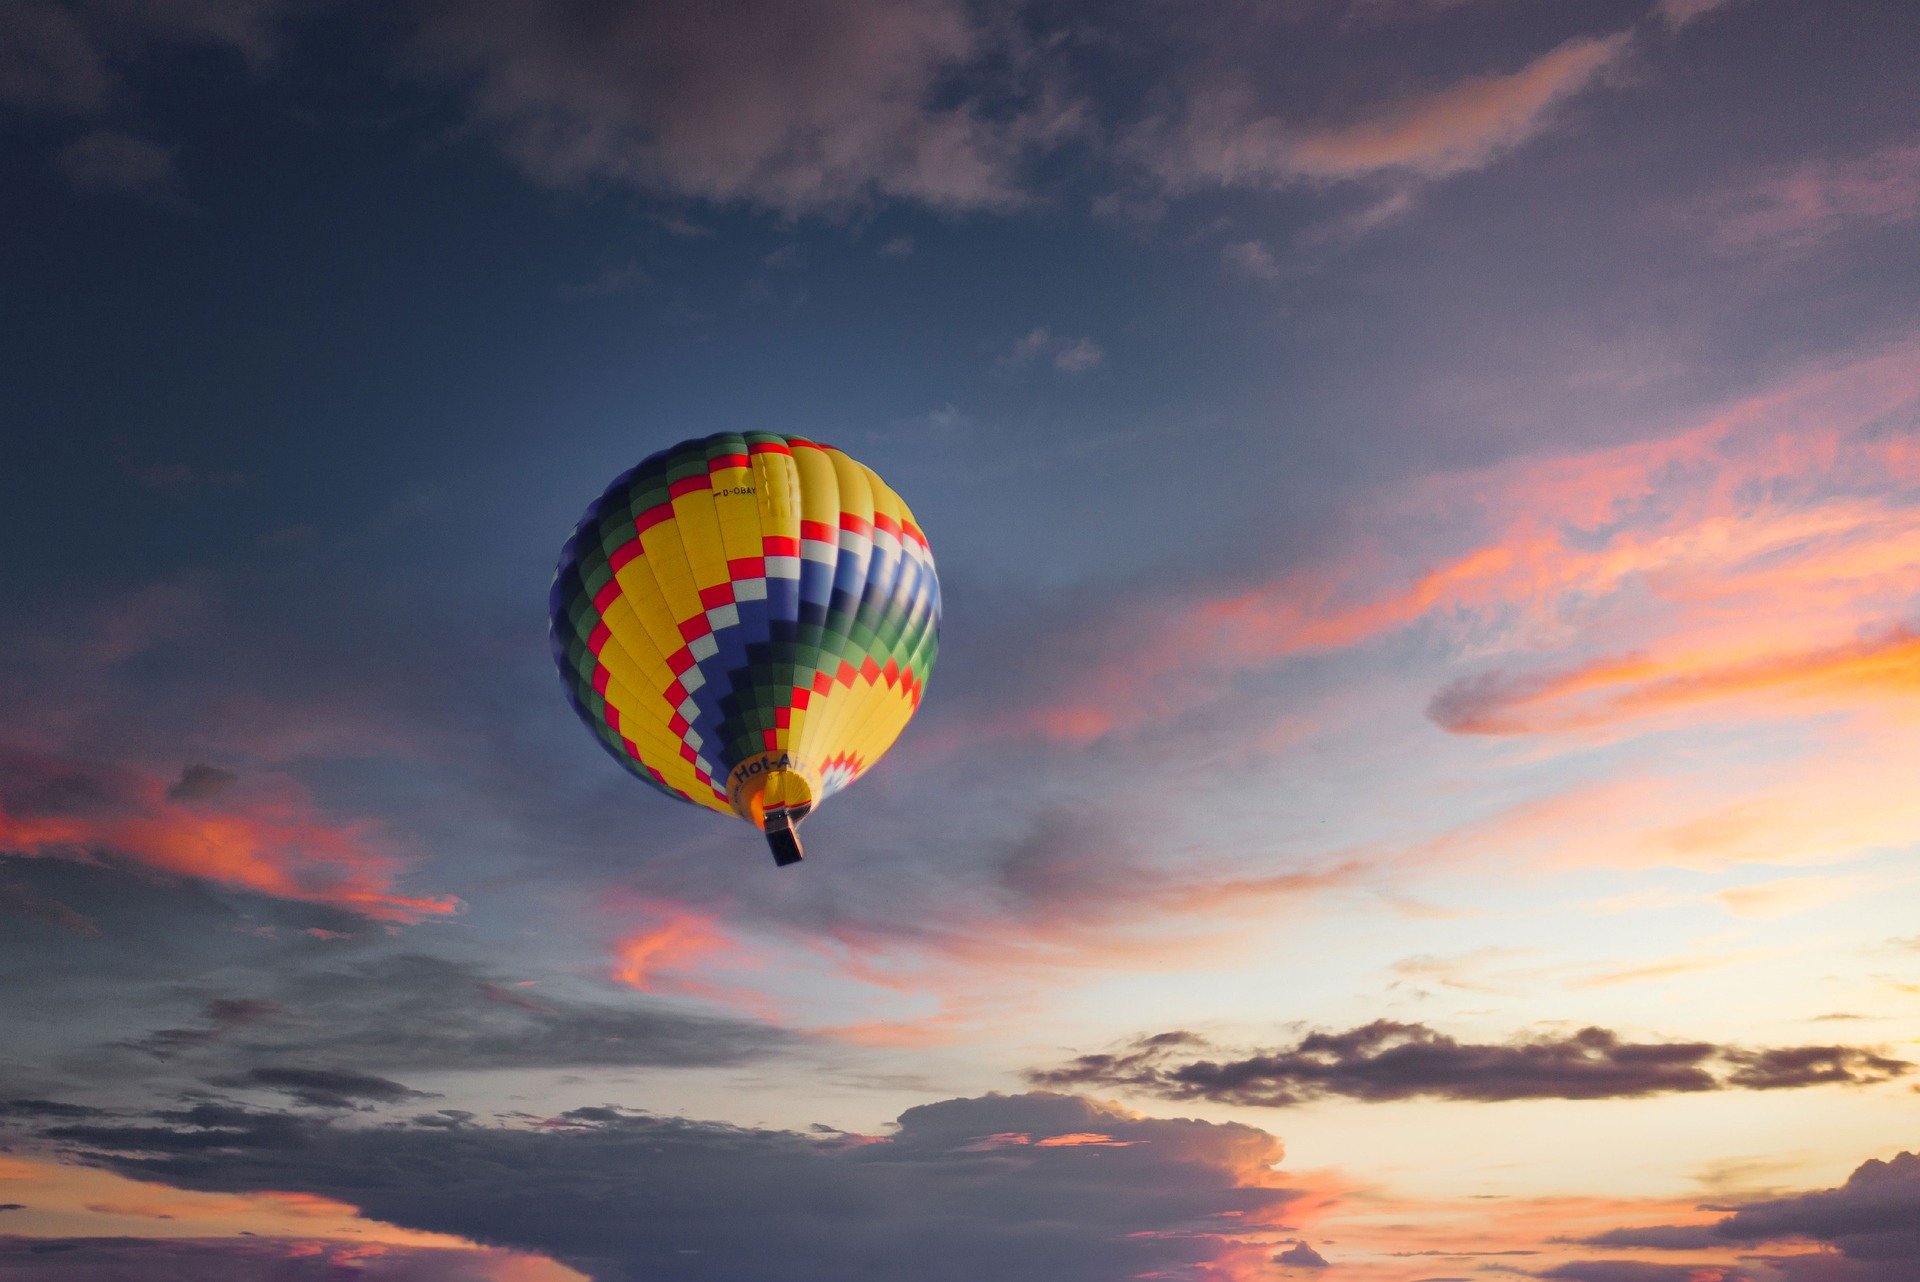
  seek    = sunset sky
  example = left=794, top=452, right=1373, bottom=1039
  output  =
left=2, top=1, right=1918, bottom=1279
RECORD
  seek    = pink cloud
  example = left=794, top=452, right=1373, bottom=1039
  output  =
left=986, top=336, right=1920, bottom=748
left=0, top=751, right=457, bottom=922
left=1133, top=31, right=1628, bottom=191
left=1702, top=138, right=1920, bottom=254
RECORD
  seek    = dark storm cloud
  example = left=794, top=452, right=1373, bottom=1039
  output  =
left=0, top=1235, right=529, bottom=1281
left=39, top=1091, right=1302, bottom=1282
left=1028, top=1021, right=1911, bottom=1105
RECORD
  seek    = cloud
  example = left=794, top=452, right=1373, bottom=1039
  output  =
left=151, top=953, right=790, bottom=1076
left=0, top=748, right=457, bottom=922
left=56, top=129, right=185, bottom=202
left=1564, top=1152, right=1920, bottom=1282
left=406, top=0, right=1081, bottom=216
left=555, top=260, right=651, bottom=300
left=1274, top=1239, right=1331, bottom=1268
left=1579, top=1223, right=1726, bottom=1250
left=1132, top=31, right=1628, bottom=192
left=222, top=1067, right=434, bottom=1110
left=1429, top=628, right=1920, bottom=737
left=1223, top=239, right=1283, bottom=280
left=165, top=765, right=238, bottom=803
left=878, top=234, right=915, bottom=258
left=1028, top=1022, right=1910, bottom=1105
left=715, top=812, right=1368, bottom=1046
left=0, top=0, right=284, bottom=116
left=998, top=327, right=1105, bottom=374
left=0, top=1236, right=575, bottom=1281
left=39, top=1092, right=1310, bottom=1282
left=981, top=334, right=1920, bottom=750
left=0, top=878, right=99, bottom=936
left=1541, top=1264, right=1756, bottom=1282
left=1715, top=1151, right=1920, bottom=1261
left=1656, top=0, right=1743, bottom=28
left=1699, top=138, right=1920, bottom=255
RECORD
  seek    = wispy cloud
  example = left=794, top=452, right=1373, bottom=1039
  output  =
left=974, top=335, right=1920, bottom=748
left=998, top=326, right=1105, bottom=374
left=57, top=129, right=187, bottom=204
left=0, top=750, right=457, bottom=922
left=1699, top=138, right=1920, bottom=256
left=1131, top=31, right=1629, bottom=192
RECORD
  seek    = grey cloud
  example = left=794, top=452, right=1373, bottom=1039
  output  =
left=0, top=1235, right=531, bottom=1281
left=237, top=953, right=788, bottom=1073
left=1716, top=1151, right=1920, bottom=1263
left=1562, top=1151, right=1920, bottom=1282
left=1578, top=1224, right=1724, bottom=1250
left=220, top=1066, right=434, bottom=1110
left=998, top=326, right=1105, bottom=373
left=0, top=881, right=99, bottom=937
left=43, top=1092, right=1304, bottom=1282
left=0, top=859, right=786, bottom=1117
left=1541, top=1264, right=1757, bottom=1282
left=407, top=0, right=1080, bottom=216
left=165, top=764, right=238, bottom=802
left=1028, top=1021, right=1911, bottom=1105
left=0, top=0, right=285, bottom=115
left=1275, top=1239, right=1330, bottom=1267
left=57, top=130, right=184, bottom=202
left=0, top=1099, right=108, bottom=1120
left=95, top=952, right=788, bottom=1080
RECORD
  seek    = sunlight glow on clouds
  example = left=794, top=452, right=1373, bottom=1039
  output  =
left=0, top=751, right=457, bottom=922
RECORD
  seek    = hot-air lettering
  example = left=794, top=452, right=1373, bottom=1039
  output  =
left=731, top=755, right=791, bottom=783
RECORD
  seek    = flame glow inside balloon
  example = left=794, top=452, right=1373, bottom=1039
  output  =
left=549, top=433, right=940, bottom=865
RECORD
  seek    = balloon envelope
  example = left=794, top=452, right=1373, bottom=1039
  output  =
left=550, top=433, right=939, bottom=863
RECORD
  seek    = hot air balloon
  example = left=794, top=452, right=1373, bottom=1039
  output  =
left=550, top=432, right=939, bottom=866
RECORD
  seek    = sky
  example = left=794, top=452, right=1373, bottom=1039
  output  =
left=1, top=0, right=1918, bottom=1278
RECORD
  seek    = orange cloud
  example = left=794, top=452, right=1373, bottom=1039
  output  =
left=1288, top=34, right=1628, bottom=180
left=606, top=900, right=787, bottom=1021
left=1431, top=627, right=1920, bottom=735
left=0, top=753, right=457, bottom=922
left=609, top=904, right=732, bottom=989
left=989, top=335, right=1920, bottom=748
